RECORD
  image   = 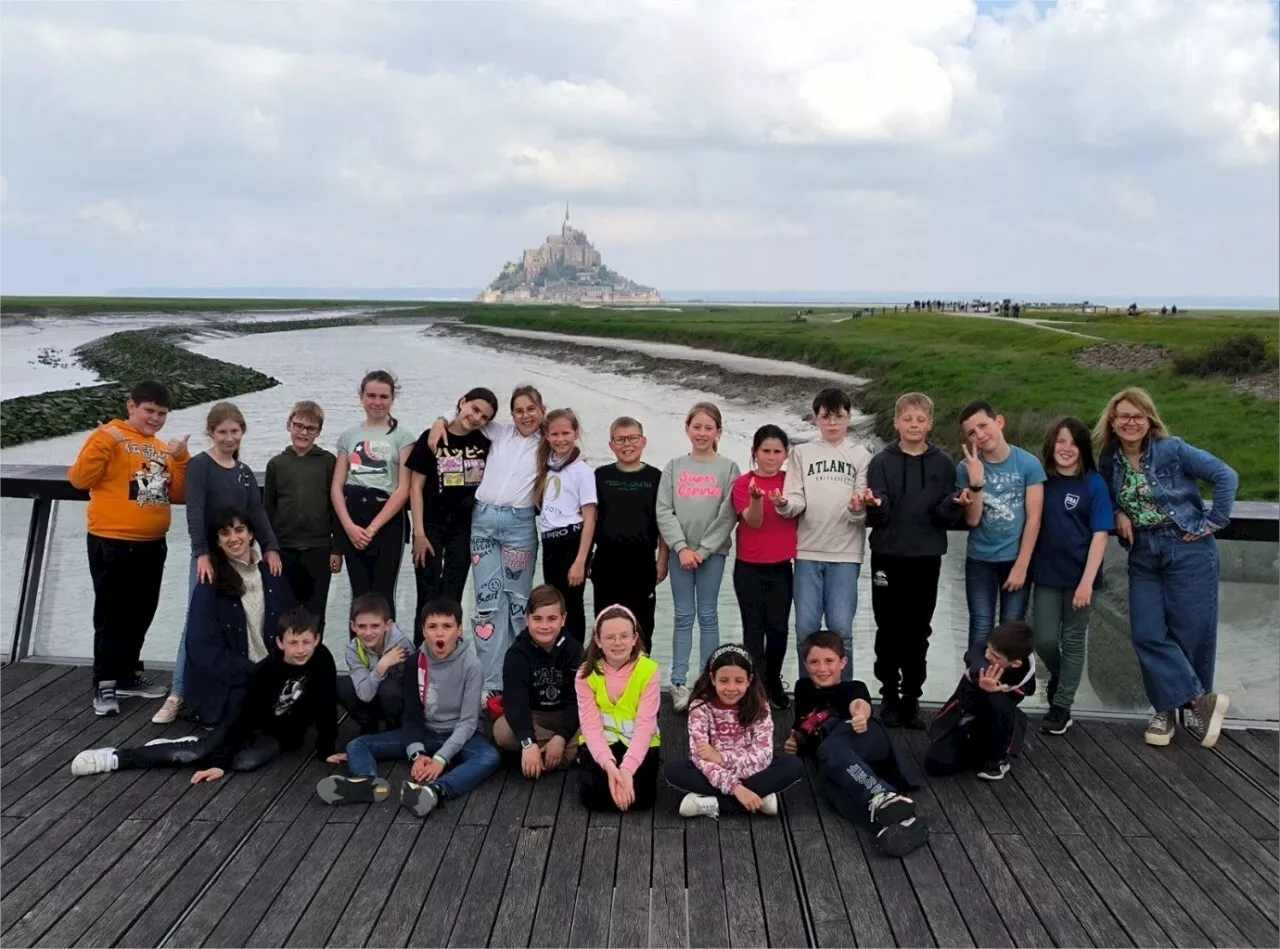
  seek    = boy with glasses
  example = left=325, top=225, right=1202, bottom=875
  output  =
left=591, top=417, right=668, bottom=651
left=265, top=401, right=341, bottom=632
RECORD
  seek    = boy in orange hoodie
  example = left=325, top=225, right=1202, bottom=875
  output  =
left=68, top=381, right=191, bottom=716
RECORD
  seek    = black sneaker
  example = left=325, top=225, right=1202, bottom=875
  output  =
left=116, top=672, right=167, bottom=699
left=767, top=679, right=791, bottom=710
left=879, top=695, right=903, bottom=728
left=93, top=682, right=120, bottom=717
left=400, top=780, right=449, bottom=818
left=977, top=759, right=1011, bottom=781
left=315, top=775, right=391, bottom=805
left=1041, top=705, right=1073, bottom=735
left=868, top=791, right=917, bottom=826
left=899, top=698, right=925, bottom=731
left=874, top=817, right=928, bottom=857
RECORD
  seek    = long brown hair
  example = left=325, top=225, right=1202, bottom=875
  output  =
left=206, top=402, right=247, bottom=460
left=578, top=605, right=645, bottom=678
left=685, top=400, right=723, bottom=452
left=687, top=644, right=768, bottom=727
left=534, top=408, right=582, bottom=509
left=360, top=370, right=399, bottom=432
left=1093, top=386, right=1169, bottom=455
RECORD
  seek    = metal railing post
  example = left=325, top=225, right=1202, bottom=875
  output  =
left=9, top=498, right=54, bottom=664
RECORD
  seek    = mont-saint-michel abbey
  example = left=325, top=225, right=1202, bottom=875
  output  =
left=477, top=208, right=663, bottom=304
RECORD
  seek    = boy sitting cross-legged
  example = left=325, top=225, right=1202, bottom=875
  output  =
left=785, top=631, right=928, bottom=857
left=317, top=596, right=500, bottom=817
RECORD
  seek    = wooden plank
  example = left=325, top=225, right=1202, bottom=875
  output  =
left=926, top=834, right=1014, bottom=948
left=366, top=803, right=462, bottom=947
left=651, top=827, right=689, bottom=949
left=856, top=827, right=934, bottom=948
left=1057, top=833, right=1174, bottom=946
left=2, top=667, right=94, bottom=723
left=407, top=825, right=485, bottom=946
left=607, top=808, right=653, bottom=949
left=749, top=808, right=807, bottom=948
left=567, top=826, right=616, bottom=949
left=264, top=756, right=333, bottom=822
left=806, top=794, right=893, bottom=948
left=1236, top=728, right=1279, bottom=772
left=1029, top=729, right=1148, bottom=837
left=0, top=661, right=57, bottom=692
left=901, top=841, right=973, bottom=949
left=0, top=816, right=22, bottom=836
left=1155, top=835, right=1279, bottom=948
left=532, top=776, right=590, bottom=948
left=1017, top=734, right=1127, bottom=840
left=447, top=777, right=533, bottom=947
left=987, top=835, right=1096, bottom=948
left=324, top=824, right=419, bottom=948
left=1193, top=836, right=1280, bottom=925
left=489, top=825, right=557, bottom=949
left=686, top=818, right=729, bottom=949
left=1125, top=836, right=1257, bottom=949
left=165, top=821, right=290, bottom=948
left=791, top=829, right=855, bottom=948
left=719, top=823, right=768, bottom=949
left=457, top=767, right=507, bottom=826
left=1003, top=739, right=1084, bottom=837
left=244, top=824, right=355, bottom=947
left=1163, top=737, right=1279, bottom=835
left=1212, top=736, right=1280, bottom=801
left=897, top=730, right=956, bottom=835
left=0, top=665, right=75, bottom=712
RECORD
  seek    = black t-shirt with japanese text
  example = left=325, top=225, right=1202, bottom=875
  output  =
left=406, top=428, right=491, bottom=526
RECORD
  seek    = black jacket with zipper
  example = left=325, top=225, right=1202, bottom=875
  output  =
left=865, top=443, right=965, bottom=558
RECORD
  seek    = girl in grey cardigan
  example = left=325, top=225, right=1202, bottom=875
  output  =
left=656, top=402, right=740, bottom=710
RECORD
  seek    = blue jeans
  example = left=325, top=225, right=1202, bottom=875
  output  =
left=172, top=554, right=199, bottom=697
left=667, top=551, right=726, bottom=686
left=345, top=728, right=501, bottom=798
left=470, top=503, right=538, bottom=691
left=794, top=560, right=860, bottom=680
left=964, top=559, right=1031, bottom=653
left=1128, top=527, right=1219, bottom=712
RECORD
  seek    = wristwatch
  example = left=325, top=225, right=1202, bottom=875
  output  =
left=968, top=483, right=984, bottom=492
left=521, top=738, right=536, bottom=750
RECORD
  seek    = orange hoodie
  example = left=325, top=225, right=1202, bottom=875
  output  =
left=68, top=419, right=190, bottom=541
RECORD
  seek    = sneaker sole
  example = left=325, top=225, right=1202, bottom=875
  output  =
left=1042, top=718, right=1074, bottom=736
left=316, top=776, right=391, bottom=805
left=1144, top=728, right=1174, bottom=747
left=976, top=768, right=1010, bottom=781
left=115, top=688, right=168, bottom=699
left=399, top=782, right=439, bottom=818
left=874, top=818, right=928, bottom=857
left=94, top=706, right=119, bottom=717
left=1199, top=694, right=1229, bottom=749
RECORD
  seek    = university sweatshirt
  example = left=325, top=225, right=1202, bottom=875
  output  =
left=686, top=699, right=775, bottom=794
left=68, top=419, right=189, bottom=541
left=186, top=453, right=278, bottom=557
left=865, top=443, right=965, bottom=558
left=264, top=445, right=340, bottom=552
left=344, top=624, right=416, bottom=703
left=400, top=637, right=484, bottom=764
left=501, top=631, right=584, bottom=743
left=780, top=438, right=872, bottom=563
left=655, top=454, right=741, bottom=558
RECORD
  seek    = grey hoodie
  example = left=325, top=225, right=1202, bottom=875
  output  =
left=399, top=636, right=484, bottom=764
left=344, top=623, right=416, bottom=703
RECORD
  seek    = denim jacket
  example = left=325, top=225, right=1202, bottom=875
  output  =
left=1098, top=436, right=1238, bottom=537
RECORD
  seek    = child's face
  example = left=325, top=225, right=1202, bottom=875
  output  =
left=361, top=382, right=394, bottom=421
left=815, top=407, right=850, bottom=444
left=1052, top=427, right=1080, bottom=474
left=609, top=426, right=646, bottom=466
left=512, top=395, right=544, bottom=436
left=685, top=412, right=720, bottom=453
left=527, top=604, right=566, bottom=648
left=804, top=646, right=848, bottom=686
left=984, top=644, right=1023, bottom=670
left=457, top=398, right=495, bottom=433
left=278, top=628, right=319, bottom=665
left=712, top=664, right=751, bottom=705
left=752, top=437, right=787, bottom=477
left=216, top=520, right=253, bottom=561
left=546, top=417, right=578, bottom=456
left=350, top=612, right=389, bottom=649
left=288, top=414, right=321, bottom=452
left=127, top=399, right=169, bottom=437
left=894, top=407, right=933, bottom=445
left=422, top=614, right=462, bottom=658
left=209, top=419, right=245, bottom=456
left=962, top=410, right=1005, bottom=454
left=595, top=617, right=637, bottom=665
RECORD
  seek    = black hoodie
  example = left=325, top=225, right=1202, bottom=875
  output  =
left=501, top=631, right=584, bottom=743
left=865, top=442, right=965, bottom=557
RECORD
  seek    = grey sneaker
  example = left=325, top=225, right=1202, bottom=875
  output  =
left=93, top=682, right=120, bottom=717
left=1144, top=710, right=1176, bottom=746
left=116, top=672, right=167, bottom=699
left=1182, top=692, right=1229, bottom=749
left=670, top=684, right=692, bottom=713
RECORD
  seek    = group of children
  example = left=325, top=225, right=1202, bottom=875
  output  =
left=67, top=370, right=1238, bottom=852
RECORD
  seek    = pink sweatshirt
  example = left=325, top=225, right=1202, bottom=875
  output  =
left=575, top=658, right=661, bottom=776
left=686, top=700, right=775, bottom=794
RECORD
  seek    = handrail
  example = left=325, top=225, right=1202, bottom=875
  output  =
left=4, top=463, right=1277, bottom=541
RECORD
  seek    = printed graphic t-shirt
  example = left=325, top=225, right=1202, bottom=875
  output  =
left=956, top=445, right=1047, bottom=563
left=406, top=427, right=491, bottom=523
left=539, top=458, right=598, bottom=532
left=337, top=423, right=417, bottom=495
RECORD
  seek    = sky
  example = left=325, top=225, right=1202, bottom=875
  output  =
left=2, top=0, right=1278, bottom=300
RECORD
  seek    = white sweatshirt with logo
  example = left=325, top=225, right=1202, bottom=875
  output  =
left=780, top=438, right=872, bottom=563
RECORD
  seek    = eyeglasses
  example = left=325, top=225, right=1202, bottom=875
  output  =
left=1114, top=414, right=1147, bottom=426
left=611, top=435, right=643, bottom=446
left=290, top=421, right=321, bottom=434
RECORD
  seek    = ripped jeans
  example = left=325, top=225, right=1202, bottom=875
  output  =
left=470, top=502, right=538, bottom=691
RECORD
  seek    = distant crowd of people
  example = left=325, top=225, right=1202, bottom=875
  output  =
left=64, top=371, right=1238, bottom=857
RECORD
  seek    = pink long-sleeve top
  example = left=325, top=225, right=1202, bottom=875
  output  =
left=686, top=699, right=775, bottom=794
left=575, top=658, right=661, bottom=776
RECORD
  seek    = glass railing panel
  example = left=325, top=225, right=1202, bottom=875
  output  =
left=0, top=497, right=32, bottom=657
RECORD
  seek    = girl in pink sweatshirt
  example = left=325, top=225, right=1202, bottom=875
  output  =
left=575, top=604, right=662, bottom=812
left=664, top=644, right=804, bottom=819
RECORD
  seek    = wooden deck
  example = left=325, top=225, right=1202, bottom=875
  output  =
left=1, top=661, right=1277, bottom=948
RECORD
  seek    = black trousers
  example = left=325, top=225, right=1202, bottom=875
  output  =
left=336, top=673, right=405, bottom=732
left=115, top=728, right=279, bottom=772
left=281, top=547, right=333, bottom=633
left=733, top=559, right=793, bottom=688
left=542, top=525, right=588, bottom=643
left=591, top=550, right=658, bottom=652
left=925, top=685, right=1027, bottom=775
left=871, top=553, right=942, bottom=701
left=579, top=742, right=661, bottom=812
left=663, top=756, right=804, bottom=810
left=815, top=724, right=896, bottom=826
left=87, top=534, right=167, bottom=686
left=414, top=509, right=473, bottom=644
left=342, top=486, right=404, bottom=624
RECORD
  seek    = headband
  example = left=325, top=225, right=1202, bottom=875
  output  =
left=594, top=603, right=640, bottom=634
left=709, top=643, right=754, bottom=671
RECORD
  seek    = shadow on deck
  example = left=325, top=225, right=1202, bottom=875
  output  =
left=1, top=661, right=1277, bottom=948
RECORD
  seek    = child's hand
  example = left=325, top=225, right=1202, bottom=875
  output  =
left=191, top=767, right=225, bottom=784
left=1072, top=581, right=1093, bottom=610
left=859, top=488, right=882, bottom=508
left=952, top=488, right=973, bottom=507
left=412, top=531, right=436, bottom=568
left=696, top=741, right=725, bottom=765
left=850, top=699, right=871, bottom=733
left=326, top=753, right=347, bottom=765
left=568, top=559, right=587, bottom=587
left=167, top=434, right=191, bottom=455
left=329, top=554, right=343, bottom=574
left=196, top=554, right=215, bottom=584
left=1002, top=563, right=1027, bottom=592
left=978, top=664, right=1004, bottom=693
left=264, top=550, right=283, bottom=577
left=608, top=766, right=635, bottom=811
left=848, top=491, right=866, bottom=513
left=412, top=756, right=444, bottom=783
left=376, top=646, right=408, bottom=675
left=345, top=523, right=373, bottom=550
left=521, top=744, right=544, bottom=780
left=678, top=549, right=702, bottom=571
left=655, top=557, right=669, bottom=585
left=733, top=784, right=765, bottom=812
left=768, top=489, right=787, bottom=511
left=783, top=731, right=798, bottom=756
left=542, top=735, right=567, bottom=770
left=961, top=442, right=985, bottom=487
left=748, top=477, right=764, bottom=500
left=427, top=418, right=449, bottom=452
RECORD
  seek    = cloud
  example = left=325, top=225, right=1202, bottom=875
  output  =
left=0, top=0, right=1276, bottom=298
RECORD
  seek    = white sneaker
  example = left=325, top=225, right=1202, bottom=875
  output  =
left=760, top=793, right=779, bottom=816
left=71, top=748, right=119, bottom=777
left=670, top=684, right=692, bottom=713
left=144, top=736, right=199, bottom=747
left=151, top=694, right=182, bottom=724
left=678, top=793, right=719, bottom=819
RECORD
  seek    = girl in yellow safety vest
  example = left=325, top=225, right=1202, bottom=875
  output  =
left=575, top=604, right=662, bottom=812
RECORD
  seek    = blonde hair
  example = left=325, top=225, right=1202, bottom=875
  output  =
left=685, top=401, right=723, bottom=452
left=288, top=400, right=325, bottom=427
left=894, top=392, right=934, bottom=419
left=610, top=416, right=644, bottom=435
left=1093, top=386, right=1170, bottom=454
left=534, top=408, right=582, bottom=509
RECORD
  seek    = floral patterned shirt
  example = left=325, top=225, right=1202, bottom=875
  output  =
left=686, top=699, right=775, bottom=794
left=1117, top=455, right=1169, bottom=528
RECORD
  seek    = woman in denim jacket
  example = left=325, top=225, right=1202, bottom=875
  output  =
left=1095, top=387, right=1238, bottom=750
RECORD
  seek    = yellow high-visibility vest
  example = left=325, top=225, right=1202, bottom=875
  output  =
left=579, top=656, right=662, bottom=748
